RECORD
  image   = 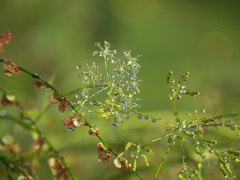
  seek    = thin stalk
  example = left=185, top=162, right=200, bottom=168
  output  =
left=180, top=140, right=185, bottom=164
left=135, top=111, right=175, bottom=127
left=154, top=144, right=172, bottom=180
left=198, top=156, right=202, bottom=177
left=0, top=154, right=29, bottom=178
left=129, top=167, right=144, bottom=180
left=103, top=55, right=110, bottom=80
left=172, top=99, right=179, bottom=120
left=142, top=133, right=172, bottom=145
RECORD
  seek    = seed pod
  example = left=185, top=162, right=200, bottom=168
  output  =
left=125, top=142, right=132, bottom=151
left=179, top=72, right=189, bottom=83
left=178, top=172, right=184, bottom=179
left=195, top=147, right=201, bottom=155
left=167, top=71, right=173, bottom=84
left=93, top=108, right=106, bottom=113
left=99, top=112, right=111, bottom=118
left=186, top=91, right=200, bottom=97
left=185, top=131, right=194, bottom=136
left=141, top=154, right=149, bottom=166
left=219, top=164, right=227, bottom=177
left=133, top=158, right=138, bottom=171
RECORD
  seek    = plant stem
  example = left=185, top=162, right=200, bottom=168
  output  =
left=180, top=140, right=185, bottom=164
left=142, top=133, right=172, bottom=145
left=172, top=99, right=179, bottom=119
left=154, top=144, right=172, bottom=180
left=0, top=154, right=29, bottom=178
left=198, top=156, right=202, bottom=177
left=135, top=110, right=175, bottom=127
left=129, top=167, right=144, bottom=180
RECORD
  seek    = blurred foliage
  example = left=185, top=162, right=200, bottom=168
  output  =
left=1, top=0, right=240, bottom=179
left=1, top=0, right=240, bottom=112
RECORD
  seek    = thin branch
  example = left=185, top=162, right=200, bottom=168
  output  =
left=154, top=144, right=172, bottom=180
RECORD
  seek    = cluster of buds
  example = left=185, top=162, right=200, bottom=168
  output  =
left=2, top=57, right=20, bottom=77
left=49, top=156, right=69, bottom=180
left=167, top=71, right=200, bottom=101
left=96, top=142, right=113, bottom=165
left=50, top=92, right=69, bottom=113
left=63, top=113, right=86, bottom=131
left=0, top=31, right=11, bottom=53
left=0, top=134, right=21, bottom=156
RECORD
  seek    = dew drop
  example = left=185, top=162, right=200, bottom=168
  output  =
left=193, top=136, right=198, bottom=141
left=0, top=110, right=6, bottom=117
left=224, top=120, right=234, bottom=127
left=202, top=125, right=209, bottom=132
left=208, top=149, right=214, bottom=154
left=76, top=65, right=82, bottom=70
left=137, top=113, right=143, bottom=120
left=112, top=123, right=118, bottom=128
left=94, top=42, right=100, bottom=46
left=175, top=118, right=180, bottom=122
left=93, top=102, right=99, bottom=107
left=182, top=155, right=186, bottom=160
left=75, top=95, right=80, bottom=100
left=92, top=62, right=97, bottom=68
left=66, top=127, right=75, bottom=132
left=151, top=118, right=157, bottom=123
left=200, top=155, right=206, bottom=160
left=144, top=115, right=149, bottom=120
left=230, top=126, right=235, bottom=131
left=93, top=51, right=98, bottom=56
left=173, top=110, right=178, bottom=115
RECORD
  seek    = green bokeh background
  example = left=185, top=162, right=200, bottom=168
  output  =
left=1, top=1, right=240, bottom=179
